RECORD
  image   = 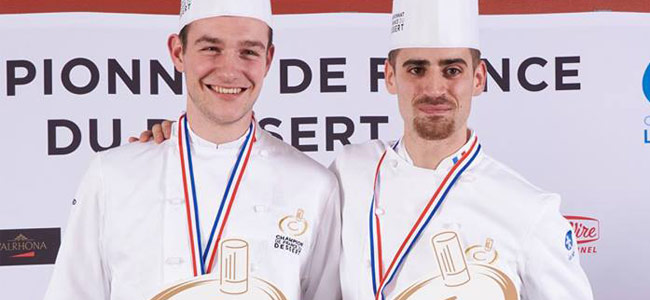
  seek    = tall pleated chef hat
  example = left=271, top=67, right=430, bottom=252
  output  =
left=390, top=0, right=480, bottom=51
left=178, top=0, right=272, bottom=30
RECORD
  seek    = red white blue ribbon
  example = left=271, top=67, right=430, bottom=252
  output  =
left=369, top=136, right=481, bottom=300
left=177, top=114, right=256, bottom=276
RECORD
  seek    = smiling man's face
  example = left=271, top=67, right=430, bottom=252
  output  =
left=170, top=16, right=274, bottom=127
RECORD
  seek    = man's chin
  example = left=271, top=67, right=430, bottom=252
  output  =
left=413, top=117, right=455, bottom=141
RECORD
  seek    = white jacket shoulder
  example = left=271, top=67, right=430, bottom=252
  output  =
left=331, top=140, right=387, bottom=172
left=474, top=153, right=560, bottom=208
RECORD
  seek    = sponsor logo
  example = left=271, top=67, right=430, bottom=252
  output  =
left=565, top=230, right=574, bottom=251
left=565, top=230, right=576, bottom=261
left=0, top=228, right=60, bottom=266
left=564, top=216, right=599, bottom=255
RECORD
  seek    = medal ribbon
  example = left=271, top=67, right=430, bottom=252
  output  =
left=369, top=136, right=481, bottom=300
left=177, top=114, right=256, bottom=276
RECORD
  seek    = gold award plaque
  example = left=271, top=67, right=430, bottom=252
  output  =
left=394, top=232, right=518, bottom=300
left=152, top=239, right=287, bottom=300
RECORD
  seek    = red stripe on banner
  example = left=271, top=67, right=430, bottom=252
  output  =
left=565, top=215, right=599, bottom=222
left=1, top=0, right=649, bottom=15
left=178, top=116, right=198, bottom=277
left=11, top=251, right=35, bottom=258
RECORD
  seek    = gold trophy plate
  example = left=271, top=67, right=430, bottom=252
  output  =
left=394, top=264, right=517, bottom=300
left=153, top=239, right=287, bottom=300
left=151, top=276, right=286, bottom=300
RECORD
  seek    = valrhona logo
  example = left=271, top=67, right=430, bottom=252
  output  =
left=564, top=216, right=599, bottom=255
left=0, top=228, right=60, bottom=266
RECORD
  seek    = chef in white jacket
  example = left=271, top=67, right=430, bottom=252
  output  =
left=332, top=0, right=593, bottom=299
left=44, top=1, right=341, bottom=299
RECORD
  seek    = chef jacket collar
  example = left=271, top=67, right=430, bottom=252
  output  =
left=392, top=129, right=477, bottom=172
left=170, top=115, right=255, bottom=150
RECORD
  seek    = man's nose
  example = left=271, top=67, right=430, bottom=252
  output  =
left=421, top=73, right=447, bottom=98
left=213, top=51, right=241, bottom=83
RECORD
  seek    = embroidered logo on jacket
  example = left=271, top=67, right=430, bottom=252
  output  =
left=565, top=230, right=574, bottom=251
left=278, top=208, right=308, bottom=237
left=274, top=209, right=308, bottom=255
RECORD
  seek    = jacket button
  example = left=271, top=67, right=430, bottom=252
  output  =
left=167, top=198, right=184, bottom=205
left=389, top=160, right=398, bottom=168
left=259, top=150, right=269, bottom=157
left=443, top=223, right=462, bottom=231
left=165, top=257, right=184, bottom=265
left=253, top=205, right=266, bottom=213
left=462, top=173, right=476, bottom=182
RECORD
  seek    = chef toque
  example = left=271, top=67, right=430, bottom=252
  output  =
left=178, top=0, right=272, bottom=30
left=390, top=0, right=479, bottom=51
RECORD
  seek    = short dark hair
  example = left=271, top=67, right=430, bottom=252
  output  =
left=387, top=48, right=482, bottom=70
left=178, top=23, right=274, bottom=53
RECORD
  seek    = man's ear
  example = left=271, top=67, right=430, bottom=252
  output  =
left=168, top=34, right=185, bottom=73
left=385, top=59, right=397, bottom=95
left=264, top=44, right=275, bottom=77
left=472, top=60, right=487, bottom=97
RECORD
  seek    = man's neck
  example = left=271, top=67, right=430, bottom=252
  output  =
left=402, top=127, right=470, bottom=170
left=185, top=107, right=252, bottom=145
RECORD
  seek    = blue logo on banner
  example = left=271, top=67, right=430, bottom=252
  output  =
left=644, top=63, right=650, bottom=103
left=565, top=230, right=574, bottom=251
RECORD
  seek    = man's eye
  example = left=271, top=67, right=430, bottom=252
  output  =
left=445, top=68, right=462, bottom=76
left=242, top=49, right=260, bottom=57
left=202, top=47, right=219, bottom=52
left=408, top=67, right=424, bottom=75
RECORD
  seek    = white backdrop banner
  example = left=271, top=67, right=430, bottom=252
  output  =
left=0, top=12, right=649, bottom=299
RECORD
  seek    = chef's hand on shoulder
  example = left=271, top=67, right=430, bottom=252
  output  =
left=128, top=120, right=174, bottom=144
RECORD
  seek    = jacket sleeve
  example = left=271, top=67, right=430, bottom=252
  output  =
left=518, top=194, right=593, bottom=300
left=301, top=175, right=343, bottom=300
left=43, top=155, right=110, bottom=300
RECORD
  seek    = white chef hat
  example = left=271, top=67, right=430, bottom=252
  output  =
left=390, top=0, right=480, bottom=51
left=178, top=0, right=272, bottom=31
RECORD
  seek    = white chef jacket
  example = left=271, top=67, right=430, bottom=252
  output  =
left=44, top=120, right=341, bottom=300
left=331, top=133, right=593, bottom=300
